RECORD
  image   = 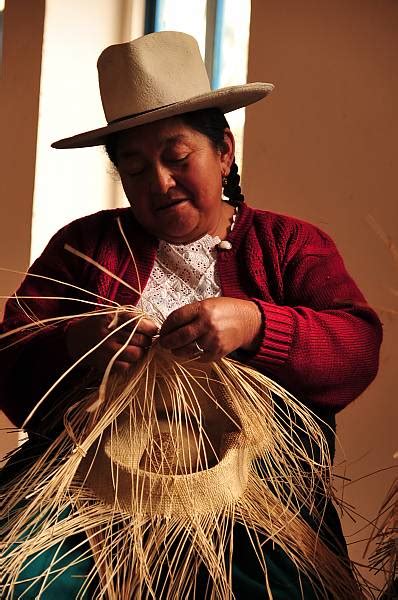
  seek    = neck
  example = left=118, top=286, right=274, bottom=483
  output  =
left=208, top=201, right=235, bottom=239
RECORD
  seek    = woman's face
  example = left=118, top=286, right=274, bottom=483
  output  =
left=115, top=116, right=234, bottom=243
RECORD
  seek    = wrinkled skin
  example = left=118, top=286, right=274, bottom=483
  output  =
left=159, top=297, right=262, bottom=360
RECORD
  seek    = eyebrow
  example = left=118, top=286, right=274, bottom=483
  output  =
left=119, top=135, right=189, bottom=160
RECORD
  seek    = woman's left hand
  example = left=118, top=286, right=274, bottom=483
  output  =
left=158, top=298, right=262, bottom=361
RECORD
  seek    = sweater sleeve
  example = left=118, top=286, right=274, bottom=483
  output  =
left=0, top=219, right=103, bottom=430
left=247, top=224, right=382, bottom=411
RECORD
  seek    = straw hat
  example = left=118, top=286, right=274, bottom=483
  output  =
left=52, top=30, right=274, bottom=149
left=78, top=419, right=253, bottom=518
left=76, top=359, right=269, bottom=519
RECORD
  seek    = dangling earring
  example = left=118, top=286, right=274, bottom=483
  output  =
left=222, top=175, right=228, bottom=187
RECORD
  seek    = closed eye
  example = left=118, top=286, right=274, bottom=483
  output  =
left=126, top=163, right=146, bottom=176
left=165, top=154, right=189, bottom=164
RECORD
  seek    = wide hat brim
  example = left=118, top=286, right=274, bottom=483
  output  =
left=52, top=82, right=273, bottom=150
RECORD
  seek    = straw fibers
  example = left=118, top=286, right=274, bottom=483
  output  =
left=363, top=215, right=397, bottom=596
left=0, top=244, right=365, bottom=599
left=367, top=477, right=398, bottom=597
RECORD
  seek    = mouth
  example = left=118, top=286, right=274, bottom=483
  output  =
left=156, top=199, right=188, bottom=211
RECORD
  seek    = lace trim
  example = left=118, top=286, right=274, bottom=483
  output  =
left=139, top=234, right=222, bottom=323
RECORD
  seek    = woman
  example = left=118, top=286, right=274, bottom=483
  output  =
left=0, top=31, right=382, bottom=599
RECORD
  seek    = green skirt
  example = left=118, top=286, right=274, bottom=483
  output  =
left=8, top=525, right=326, bottom=599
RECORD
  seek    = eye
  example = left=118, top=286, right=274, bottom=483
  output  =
left=164, top=153, right=190, bottom=164
left=128, top=167, right=145, bottom=176
left=162, top=140, right=192, bottom=164
left=125, top=161, right=146, bottom=176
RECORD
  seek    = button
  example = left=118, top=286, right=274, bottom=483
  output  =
left=218, top=240, right=232, bottom=250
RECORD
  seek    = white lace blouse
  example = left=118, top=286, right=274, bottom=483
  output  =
left=139, top=233, right=222, bottom=325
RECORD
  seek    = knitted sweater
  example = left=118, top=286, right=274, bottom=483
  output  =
left=0, top=203, right=382, bottom=429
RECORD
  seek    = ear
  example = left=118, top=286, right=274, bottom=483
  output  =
left=219, top=128, right=235, bottom=175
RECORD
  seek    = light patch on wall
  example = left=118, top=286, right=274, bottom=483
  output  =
left=30, top=1, right=130, bottom=263
left=155, top=0, right=207, bottom=58
left=215, top=0, right=251, bottom=170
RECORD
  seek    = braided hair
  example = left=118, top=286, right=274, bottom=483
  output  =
left=105, top=108, right=245, bottom=205
left=222, top=160, right=244, bottom=205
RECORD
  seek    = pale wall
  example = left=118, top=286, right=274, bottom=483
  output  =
left=0, top=0, right=144, bottom=458
left=31, top=0, right=132, bottom=263
left=244, top=0, right=397, bottom=588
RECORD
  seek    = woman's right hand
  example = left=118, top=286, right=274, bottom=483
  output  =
left=65, top=311, right=159, bottom=374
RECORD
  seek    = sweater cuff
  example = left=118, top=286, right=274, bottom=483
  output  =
left=249, top=301, right=294, bottom=371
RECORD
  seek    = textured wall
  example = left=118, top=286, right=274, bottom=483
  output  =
left=244, top=0, right=398, bottom=587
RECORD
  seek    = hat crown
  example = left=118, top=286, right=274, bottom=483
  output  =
left=98, top=31, right=211, bottom=123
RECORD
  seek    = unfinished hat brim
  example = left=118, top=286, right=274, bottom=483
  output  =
left=52, top=82, right=273, bottom=149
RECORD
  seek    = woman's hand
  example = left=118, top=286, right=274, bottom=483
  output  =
left=65, top=311, right=159, bottom=373
left=158, top=298, right=262, bottom=361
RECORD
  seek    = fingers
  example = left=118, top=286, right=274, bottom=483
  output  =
left=107, top=313, right=159, bottom=349
left=112, top=330, right=152, bottom=347
left=159, top=303, right=201, bottom=349
left=171, top=337, right=209, bottom=361
left=159, top=302, right=222, bottom=359
left=101, top=316, right=158, bottom=365
left=102, top=341, right=148, bottom=365
left=89, top=332, right=151, bottom=373
left=66, top=311, right=159, bottom=374
left=157, top=298, right=262, bottom=361
left=108, top=312, right=159, bottom=337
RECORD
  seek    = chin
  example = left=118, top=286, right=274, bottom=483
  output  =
left=160, top=231, right=199, bottom=244
left=156, top=222, right=204, bottom=244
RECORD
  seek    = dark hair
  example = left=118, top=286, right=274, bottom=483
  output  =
left=105, top=108, right=245, bottom=205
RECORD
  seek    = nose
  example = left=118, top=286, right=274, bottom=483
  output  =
left=149, top=163, right=175, bottom=195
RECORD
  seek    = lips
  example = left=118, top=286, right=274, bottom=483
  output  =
left=156, top=198, right=188, bottom=211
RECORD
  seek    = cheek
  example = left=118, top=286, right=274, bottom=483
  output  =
left=185, top=162, right=221, bottom=198
left=195, top=170, right=222, bottom=202
left=120, top=176, right=144, bottom=206
left=120, top=175, right=132, bottom=198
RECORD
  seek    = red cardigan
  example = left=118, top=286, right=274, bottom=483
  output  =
left=0, top=203, right=382, bottom=428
